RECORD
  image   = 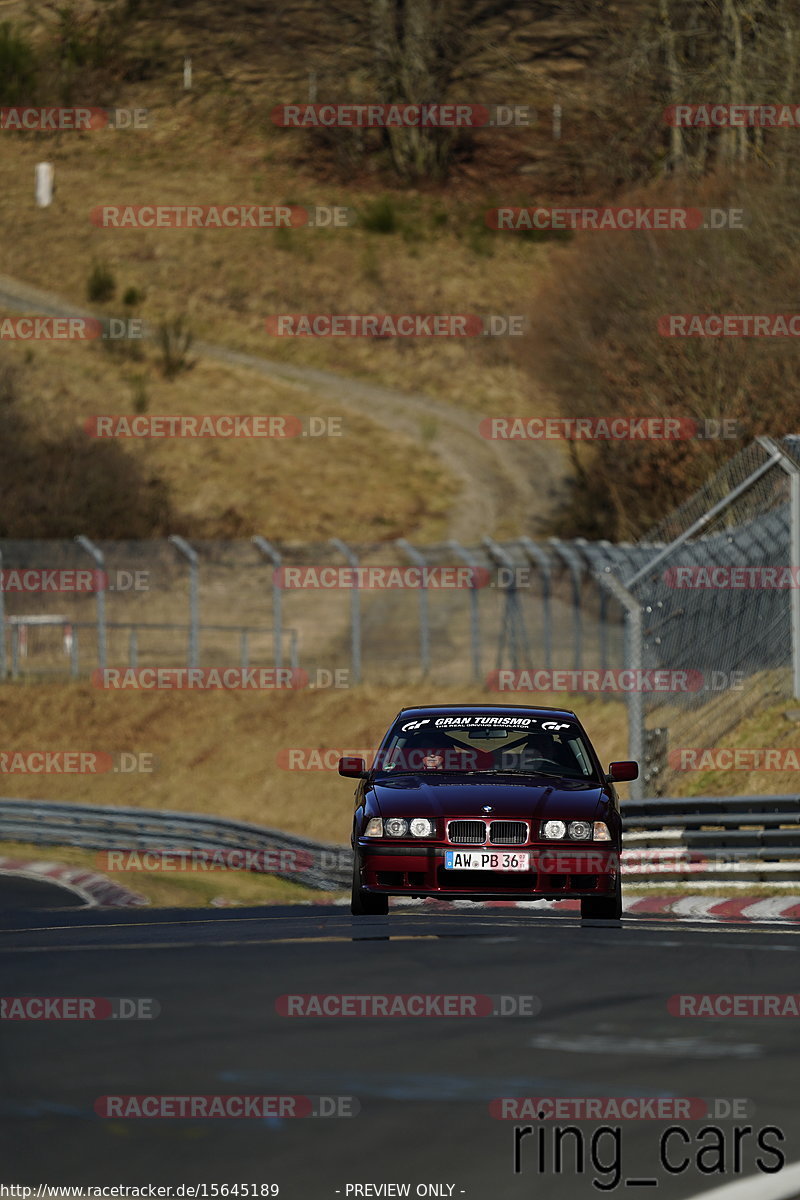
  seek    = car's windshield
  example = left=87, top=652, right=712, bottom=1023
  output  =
left=373, top=712, right=598, bottom=780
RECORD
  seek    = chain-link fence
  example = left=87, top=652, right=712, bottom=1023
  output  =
left=0, top=533, right=628, bottom=687
left=602, top=435, right=800, bottom=799
left=2, top=437, right=798, bottom=803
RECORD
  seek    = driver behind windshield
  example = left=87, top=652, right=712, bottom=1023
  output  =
left=380, top=720, right=590, bottom=778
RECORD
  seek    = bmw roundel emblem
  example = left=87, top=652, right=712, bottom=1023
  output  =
left=482, top=805, right=493, bottom=813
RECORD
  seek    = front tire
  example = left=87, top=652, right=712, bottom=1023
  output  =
left=581, top=874, right=622, bottom=920
left=350, top=855, right=389, bottom=915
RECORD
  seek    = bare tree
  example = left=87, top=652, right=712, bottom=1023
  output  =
left=274, top=0, right=597, bottom=180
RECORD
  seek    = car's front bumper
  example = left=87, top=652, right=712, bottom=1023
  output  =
left=355, top=840, right=620, bottom=899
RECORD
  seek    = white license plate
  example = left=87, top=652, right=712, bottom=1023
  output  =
left=444, top=850, right=530, bottom=872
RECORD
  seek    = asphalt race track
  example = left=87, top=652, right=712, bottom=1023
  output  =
left=0, top=899, right=798, bottom=1200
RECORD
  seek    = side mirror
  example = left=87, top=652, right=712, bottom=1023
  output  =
left=339, top=756, right=367, bottom=778
left=608, top=760, right=639, bottom=782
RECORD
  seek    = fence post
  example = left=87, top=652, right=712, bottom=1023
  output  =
left=395, top=539, right=430, bottom=677
left=70, top=626, right=80, bottom=679
left=760, top=436, right=800, bottom=699
left=519, top=537, right=552, bottom=670
left=329, top=538, right=361, bottom=683
left=548, top=538, right=583, bottom=671
left=252, top=537, right=283, bottom=670
left=75, top=536, right=107, bottom=672
left=595, top=569, right=644, bottom=801
left=448, top=540, right=481, bottom=681
left=169, top=536, right=199, bottom=669
left=483, top=537, right=530, bottom=668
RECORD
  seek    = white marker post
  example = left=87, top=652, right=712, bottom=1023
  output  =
left=35, top=162, right=54, bottom=207
left=552, top=103, right=562, bottom=141
left=183, top=57, right=192, bottom=90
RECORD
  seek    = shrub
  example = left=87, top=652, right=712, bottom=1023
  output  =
left=87, top=262, right=116, bottom=304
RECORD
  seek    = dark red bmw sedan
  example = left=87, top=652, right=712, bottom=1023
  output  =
left=339, top=704, right=638, bottom=920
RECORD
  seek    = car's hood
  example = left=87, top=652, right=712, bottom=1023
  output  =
left=369, top=774, right=608, bottom=820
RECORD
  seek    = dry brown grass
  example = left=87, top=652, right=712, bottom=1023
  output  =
left=0, top=839, right=339, bottom=906
left=0, top=323, right=455, bottom=541
left=0, top=683, right=631, bottom=841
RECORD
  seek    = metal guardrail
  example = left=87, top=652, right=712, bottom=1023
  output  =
left=0, top=795, right=798, bottom=891
left=0, top=798, right=351, bottom=891
left=622, top=794, right=800, bottom=883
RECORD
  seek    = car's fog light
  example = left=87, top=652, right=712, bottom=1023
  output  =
left=410, top=818, right=434, bottom=838
left=542, top=820, right=566, bottom=839
left=364, top=818, right=383, bottom=837
left=568, top=820, right=592, bottom=840
left=384, top=818, right=408, bottom=837
left=593, top=821, right=611, bottom=841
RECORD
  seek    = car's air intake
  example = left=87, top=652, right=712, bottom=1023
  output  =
left=489, top=820, right=527, bottom=844
left=447, top=820, right=486, bottom=844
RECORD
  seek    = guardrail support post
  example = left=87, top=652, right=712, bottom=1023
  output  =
left=75, top=536, right=107, bottom=672
left=252, top=537, right=283, bottom=670
left=169, top=536, right=200, bottom=670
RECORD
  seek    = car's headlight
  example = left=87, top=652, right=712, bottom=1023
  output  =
left=568, top=820, right=592, bottom=840
left=364, top=817, right=383, bottom=837
left=409, top=818, right=434, bottom=838
left=542, top=819, right=566, bottom=839
left=384, top=817, right=408, bottom=837
left=593, top=821, right=611, bottom=841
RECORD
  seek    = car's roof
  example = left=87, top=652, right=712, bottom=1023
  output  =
left=396, top=703, right=579, bottom=720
